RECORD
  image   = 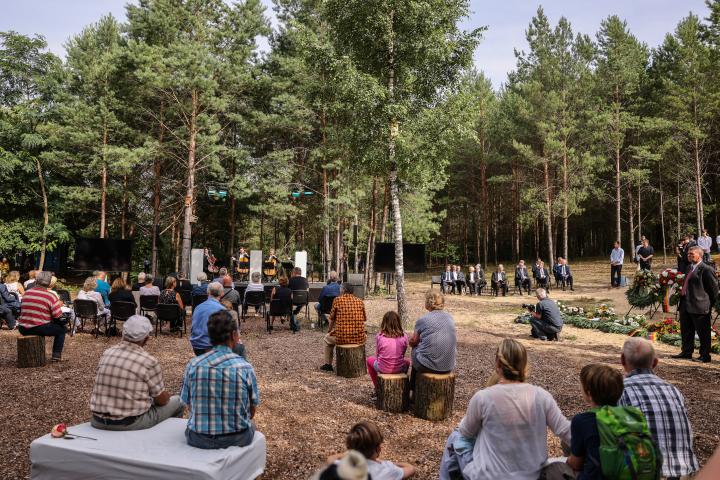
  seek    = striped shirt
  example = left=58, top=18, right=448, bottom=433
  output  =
left=618, top=368, right=699, bottom=477
left=329, top=293, right=367, bottom=345
left=181, top=345, right=259, bottom=435
left=18, top=287, right=63, bottom=328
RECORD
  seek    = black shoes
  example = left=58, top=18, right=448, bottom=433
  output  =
left=693, top=357, right=711, bottom=363
left=320, top=364, right=333, bottom=372
left=671, top=354, right=692, bottom=359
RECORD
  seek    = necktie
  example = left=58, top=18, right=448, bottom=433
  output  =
left=681, top=266, right=695, bottom=296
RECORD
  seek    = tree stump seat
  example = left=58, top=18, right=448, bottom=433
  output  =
left=376, top=373, right=409, bottom=413
left=17, top=335, right=47, bottom=368
left=413, top=372, right=455, bottom=421
left=336, top=344, right=366, bottom=378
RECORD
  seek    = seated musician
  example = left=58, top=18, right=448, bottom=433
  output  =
left=515, top=260, right=532, bottom=295
left=534, top=260, right=550, bottom=289
left=491, top=264, right=508, bottom=296
left=553, top=257, right=574, bottom=291
left=440, top=265, right=455, bottom=295
left=263, top=248, right=279, bottom=281
left=234, top=247, right=250, bottom=281
left=454, top=265, right=466, bottom=295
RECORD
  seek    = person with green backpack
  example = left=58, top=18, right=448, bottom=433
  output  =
left=567, top=363, right=662, bottom=480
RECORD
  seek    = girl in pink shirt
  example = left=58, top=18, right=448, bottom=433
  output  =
left=367, top=311, right=411, bottom=389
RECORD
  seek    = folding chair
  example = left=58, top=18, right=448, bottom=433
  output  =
left=139, top=295, right=159, bottom=317
left=73, top=299, right=103, bottom=337
left=56, top=289, right=72, bottom=306
left=155, top=303, right=184, bottom=337
left=110, top=301, right=136, bottom=335
left=243, top=291, right=266, bottom=320
left=291, top=290, right=310, bottom=320
left=192, top=294, right=208, bottom=310
left=317, top=295, right=337, bottom=332
left=266, top=298, right=293, bottom=333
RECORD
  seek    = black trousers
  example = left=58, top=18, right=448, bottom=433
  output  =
left=409, top=360, right=450, bottom=393
left=517, top=278, right=531, bottom=294
left=679, top=303, right=711, bottom=359
left=610, top=265, right=622, bottom=287
left=454, top=280, right=465, bottom=294
left=441, top=282, right=455, bottom=294
left=18, top=323, right=66, bottom=358
left=529, top=318, right=561, bottom=340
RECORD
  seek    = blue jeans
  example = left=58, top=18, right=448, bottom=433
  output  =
left=19, top=323, right=66, bottom=358
left=186, top=423, right=255, bottom=449
left=0, top=305, right=16, bottom=329
left=193, top=344, right=246, bottom=358
left=439, top=430, right=475, bottom=480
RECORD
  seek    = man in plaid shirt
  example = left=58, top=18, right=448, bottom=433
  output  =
left=320, top=283, right=367, bottom=372
left=619, top=338, right=699, bottom=479
left=181, top=310, right=260, bottom=449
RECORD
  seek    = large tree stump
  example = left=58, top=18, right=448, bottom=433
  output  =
left=336, top=344, right=366, bottom=378
left=17, top=335, right=47, bottom=368
left=377, top=373, right=409, bottom=413
left=413, top=372, right=455, bottom=421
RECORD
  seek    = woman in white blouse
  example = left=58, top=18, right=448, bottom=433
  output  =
left=77, top=277, right=110, bottom=320
left=439, top=338, right=571, bottom=480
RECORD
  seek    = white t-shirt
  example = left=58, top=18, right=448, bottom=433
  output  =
left=458, top=383, right=571, bottom=480
left=367, top=459, right=404, bottom=480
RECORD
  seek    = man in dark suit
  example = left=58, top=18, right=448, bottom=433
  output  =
left=515, top=260, right=531, bottom=295
left=454, top=265, right=466, bottom=295
left=673, top=246, right=718, bottom=363
left=0, top=282, right=20, bottom=329
left=553, top=257, right=574, bottom=291
left=676, top=234, right=697, bottom=274
left=491, top=264, right=508, bottom=296
left=440, top=265, right=455, bottom=295
left=534, top=260, right=550, bottom=290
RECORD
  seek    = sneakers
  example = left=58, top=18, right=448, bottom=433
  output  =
left=320, top=364, right=334, bottom=372
left=50, top=356, right=62, bottom=362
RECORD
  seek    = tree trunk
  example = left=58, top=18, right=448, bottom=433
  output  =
left=413, top=372, right=456, bottom=421
left=628, top=187, right=635, bottom=259
left=480, top=159, right=489, bottom=266
left=376, top=373, right=409, bottom=412
left=229, top=144, right=236, bottom=256
left=562, top=141, right=569, bottom=260
left=335, top=344, right=366, bottom=378
left=637, top=183, right=641, bottom=243
left=100, top=125, right=108, bottom=239
left=694, top=137, right=704, bottom=233
left=35, top=158, right=49, bottom=270
left=614, top=88, right=622, bottom=244
left=543, top=158, right=555, bottom=268
left=180, top=91, right=198, bottom=278
left=121, top=175, right=128, bottom=239
left=375, top=182, right=390, bottom=291
left=17, top=335, right=46, bottom=368
left=659, top=171, right=667, bottom=264
left=365, top=178, right=378, bottom=289
left=151, top=103, right=164, bottom=276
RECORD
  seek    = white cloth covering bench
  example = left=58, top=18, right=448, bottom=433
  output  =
left=30, top=418, right=266, bottom=480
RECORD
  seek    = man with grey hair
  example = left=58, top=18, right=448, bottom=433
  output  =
left=91, top=315, right=184, bottom=431
left=673, top=245, right=717, bottom=363
left=191, top=271, right=210, bottom=296
left=619, top=338, right=699, bottom=478
left=315, top=270, right=341, bottom=321
left=17, top=270, right=66, bottom=361
left=526, top=288, right=563, bottom=341
left=191, top=282, right=227, bottom=355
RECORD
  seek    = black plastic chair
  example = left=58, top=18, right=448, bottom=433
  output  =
left=317, top=295, right=337, bottom=332
left=110, top=301, right=136, bottom=335
left=178, top=290, right=192, bottom=309
left=291, top=290, right=309, bottom=319
left=74, top=299, right=103, bottom=337
left=263, top=284, right=275, bottom=303
left=139, top=295, right=159, bottom=317
left=243, top=290, right=266, bottom=320
left=56, top=289, right=72, bottom=305
left=192, top=294, right=208, bottom=310
left=155, top=303, right=184, bottom=337
left=266, top=298, right=293, bottom=333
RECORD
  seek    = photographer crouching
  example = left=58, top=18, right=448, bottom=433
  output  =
left=524, top=288, right=563, bottom=341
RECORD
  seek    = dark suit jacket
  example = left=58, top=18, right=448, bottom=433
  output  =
left=534, top=267, right=549, bottom=281
left=492, top=272, right=507, bottom=284
left=515, top=267, right=529, bottom=282
left=554, top=264, right=572, bottom=278
left=681, top=262, right=718, bottom=315
left=0, top=284, right=19, bottom=311
left=456, top=272, right=465, bottom=282
left=441, top=271, right=453, bottom=284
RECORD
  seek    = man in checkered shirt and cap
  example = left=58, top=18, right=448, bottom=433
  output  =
left=618, top=338, right=699, bottom=479
left=320, top=283, right=367, bottom=372
left=90, top=315, right=184, bottom=431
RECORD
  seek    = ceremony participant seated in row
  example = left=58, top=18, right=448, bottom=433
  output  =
left=527, top=288, right=563, bottom=341
left=181, top=311, right=259, bottom=449
left=316, top=270, right=342, bottom=318
left=440, top=265, right=454, bottom=295
left=367, top=311, right=410, bottom=390
left=439, top=339, right=571, bottom=480
left=214, top=267, right=233, bottom=288
left=78, top=276, right=111, bottom=325
left=515, top=260, right=531, bottom=295
left=23, top=269, right=36, bottom=290
left=553, top=257, right=574, bottom=290
left=454, top=265, right=466, bottom=295
left=409, top=291, right=456, bottom=395
left=17, top=271, right=66, bottom=361
left=620, top=338, right=699, bottom=478
left=132, top=272, right=145, bottom=291
left=637, top=238, right=654, bottom=271
left=191, top=282, right=245, bottom=357
left=566, top=364, right=626, bottom=479
left=95, top=271, right=111, bottom=306
left=325, top=422, right=416, bottom=479
left=466, top=266, right=480, bottom=295
left=108, top=277, right=136, bottom=307
left=222, top=299, right=240, bottom=325
left=220, top=283, right=242, bottom=307
left=139, top=274, right=161, bottom=296
left=243, top=271, right=265, bottom=316
left=289, top=267, right=309, bottom=316
left=320, top=283, right=367, bottom=372
left=191, top=272, right=210, bottom=297
left=4, top=270, right=25, bottom=299
left=533, top=259, right=550, bottom=289
left=609, top=241, right=624, bottom=288
left=91, top=315, right=184, bottom=431
left=270, top=276, right=298, bottom=332
left=0, top=280, right=19, bottom=329
left=160, top=276, right=184, bottom=331
left=491, top=264, right=508, bottom=296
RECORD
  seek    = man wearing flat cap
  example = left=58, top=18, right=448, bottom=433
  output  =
left=90, top=315, right=184, bottom=431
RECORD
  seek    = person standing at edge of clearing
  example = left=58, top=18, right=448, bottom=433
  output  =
left=610, top=241, right=624, bottom=288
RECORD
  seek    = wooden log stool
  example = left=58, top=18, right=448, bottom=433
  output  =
left=17, top=335, right=47, bottom=368
left=376, top=373, right=409, bottom=413
left=413, top=372, right=455, bottom=421
left=335, top=344, right=366, bottom=378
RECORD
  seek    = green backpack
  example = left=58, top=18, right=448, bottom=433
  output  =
left=592, top=406, right=662, bottom=480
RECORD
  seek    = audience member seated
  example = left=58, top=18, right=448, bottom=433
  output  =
left=160, top=276, right=185, bottom=331
left=440, top=265, right=455, bottom=295
left=315, top=270, right=342, bottom=320
left=139, top=274, right=161, bottom=296
left=95, top=271, right=111, bottom=306
left=367, top=311, right=410, bottom=390
left=17, top=271, right=66, bottom=360
left=466, top=266, right=478, bottom=295
left=4, top=270, right=25, bottom=299
left=491, top=264, right=508, bottom=296
left=221, top=299, right=240, bottom=325
left=566, top=364, right=626, bottom=479
left=289, top=267, right=309, bottom=316
left=243, top=272, right=265, bottom=316
left=181, top=311, right=259, bottom=449
left=49, top=275, right=75, bottom=328
left=191, top=272, right=210, bottom=297
left=527, top=288, right=563, bottom=341
left=191, top=282, right=245, bottom=357
left=78, top=276, right=111, bottom=327
left=409, top=291, right=456, bottom=395
left=534, top=260, right=550, bottom=289
left=325, top=422, right=416, bottom=479
left=438, top=338, right=571, bottom=480
left=213, top=267, right=233, bottom=288
left=454, top=265, right=466, bottom=295
left=108, top=277, right=137, bottom=307
left=553, top=257, right=574, bottom=290
left=320, top=283, right=367, bottom=372
left=131, top=272, right=145, bottom=291
left=270, top=276, right=297, bottom=332
left=618, top=338, right=699, bottom=478
left=474, top=264, right=487, bottom=292
left=23, top=269, right=36, bottom=290
left=0, top=281, right=19, bottom=329
left=515, top=260, right=531, bottom=295
left=220, top=284, right=241, bottom=306
left=90, top=315, right=184, bottom=431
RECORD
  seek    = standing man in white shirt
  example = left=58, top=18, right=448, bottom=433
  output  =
left=610, top=241, right=624, bottom=288
left=698, top=229, right=712, bottom=263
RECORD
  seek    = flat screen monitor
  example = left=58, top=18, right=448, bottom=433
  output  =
left=74, top=238, right=133, bottom=272
left=373, top=243, right=426, bottom=273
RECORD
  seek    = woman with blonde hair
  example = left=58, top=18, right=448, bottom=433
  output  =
left=4, top=271, right=25, bottom=299
left=408, top=290, right=456, bottom=395
left=77, top=276, right=110, bottom=326
left=439, top=338, right=570, bottom=480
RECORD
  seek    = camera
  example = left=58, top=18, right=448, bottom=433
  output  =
left=522, top=303, right=535, bottom=312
